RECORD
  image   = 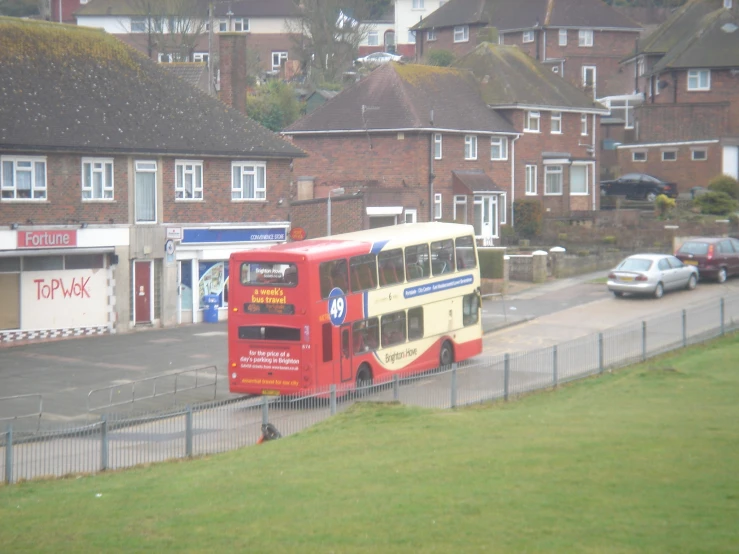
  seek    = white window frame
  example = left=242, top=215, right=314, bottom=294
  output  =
left=218, top=19, right=227, bottom=32
left=662, top=150, right=677, bottom=162
left=580, top=114, right=588, bottom=136
left=404, top=208, right=417, bottom=223
left=551, top=112, right=562, bottom=134
left=434, top=133, right=442, bottom=160
left=582, top=65, right=596, bottom=97
left=272, top=51, right=288, bottom=71
left=454, top=25, right=469, bottom=43
left=427, top=28, right=437, bottom=41
left=1, top=156, right=47, bottom=201
left=408, top=30, right=416, bottom=43
left=134, top=160, right=157, bottom=224
left=175, top=160, right=203, bottom=200
left=632, top=151, right=647, bottom=162
left=367, top=31, right=379, bottom=46
left=544, top=165, right=563, bottom=195
left=558, top=29, right=567, bottom=46
left=464, top=135, right=477, bottom=160
left=724, top=0, right=733, bottom=9
left=233, top=17, right=249, bottom=32
left=193, top=52, right=209, bottom=64
left=578, top=29, right=593, bottom=47
left=434, top=193, right=442, bottom=219
left=131, top=17, right=146, bottom=33
left=525, top=110, right=540, bottom=133
left=570, top=163, right=589, bottom=196
left=232, top=161, right=266, bottom=201
left=692, top=149, right=707, bottom=161
left=453, top=195, right=467, bottom=223
left=412, top=0, right=425, bottom=8
left=81, top=158, right=114, bottom=201
left=490, top=137, right=508, bottom=160
left=687, top=69, right=710, bottom=91
left=525, top=164, right=537, bottom=195
left=523, top=30, right=534, bottom=43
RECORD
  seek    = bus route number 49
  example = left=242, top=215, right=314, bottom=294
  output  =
left=328, top=287, right=347, bottom=326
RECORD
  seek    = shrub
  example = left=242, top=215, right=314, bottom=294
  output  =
left=602, top=236, right=617, bottom=245
left=477, top=248, right=504, bottom=279
left=557, top=233, right=568, bottom=242
left=708, top=175, right=739, bottom=200
left=654, top=194, right=676, bottom=218
left=426, top=50, right=456, bottom=67
left=694, top=191, right=739, bottom=216
left=513, top=199, right=543, bottom=238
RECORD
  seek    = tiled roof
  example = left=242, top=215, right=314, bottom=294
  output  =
left=75, top=0, right=299, bottom=18
left=283, top=63, right=517, bottom=134
left=412, top=0, right=640, bottom=32
left=0, top=18, right=304, bottom=158
left=647, top=2, right=739, bottom=71
left=452, top=170, right=502, bottom=193
left=454, top=44, right=608, bottom=112
left=212, top=0, right=300, bottom=18
left=636, top=0, right=722, bottom=55
left=161, top=62, right=210, bottom=94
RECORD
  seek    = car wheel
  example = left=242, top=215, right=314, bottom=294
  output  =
left=645, top=191, right=658, bottom=202
left=717, top=268, right=727, bottom=284
left=613, top=291, right=624, bottom=298
left=653, top=282, right=664, bottom=299
left=686, top=274, right=697, bottom=290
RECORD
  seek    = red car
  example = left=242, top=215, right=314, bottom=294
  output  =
left=674, top=237, right=739, bottom=283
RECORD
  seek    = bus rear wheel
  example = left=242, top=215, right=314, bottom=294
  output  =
left=440, top=340, right=454, bottom=368
left=355, top=364, right=373, bottom=395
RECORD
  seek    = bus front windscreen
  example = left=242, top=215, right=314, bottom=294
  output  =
left=240, top=262, right=298, bottom=286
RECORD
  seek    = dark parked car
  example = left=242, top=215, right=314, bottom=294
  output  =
left=674, top=237, right=739, bottom=283
left=600, top=173, right=678, bottom=201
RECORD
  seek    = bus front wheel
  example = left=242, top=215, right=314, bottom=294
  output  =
left=355, top=364, right=373, bottom=394
left=440, top=341, right=454, bottom=368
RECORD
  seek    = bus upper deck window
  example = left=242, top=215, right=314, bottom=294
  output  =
left=455, top=236, right=477, bottom=270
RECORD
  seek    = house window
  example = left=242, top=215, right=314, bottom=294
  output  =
left=581, top=114, right=589, bottom=136
left=434, top=193, right=442, bottom=219
left=582, top=65, right=596, bottom=97
left=81, top=158, right=114, bottom=200
left=427, top=29, right=437, bottom=41
left=454, top=25, right=469, bottom=43
left=131, top=17, right=146, bottom=33
left=135, top=161, right=157, bottom=223
left=525, top=164, right=537, bottom=195
left=454, top=195, right=467, bottom=223
left=559, top=29, right=567, bottom=46
left=233, top=18, right=248, bottom=32
left=570, top=164, right=588, bottom=195
left=687, top=69, right=710, bottom=91
left=404, top=208, right=417, bottom=223
left=632, top=151, right=647, bottom=162
left=637, top=58, right=645, bottom=76
left=367, top=31, right=379, bottom=46
left=692, top=149, right=707, bottom=161
left=523, top=30, right=534, bottom=43
left=578, top=29, right=593, bottom=47
left=232, top=162, right=266, bottom=200
left=408, top=30, right=416, bottom=43
left=218, top=19, right=227, bottom=32
left=525, top=110, right=540, bottom=132
left=193, top=52, right=209, bottom=64
left=544, top=165, right=563, bottom=195
left=272, top=52, right=288, bottom=71
left=724, top=0, right=732, bottom=9
left=662, top=151, right=677, bottom=161
left=175, top=161, right=203, bottom=200
left=490, top=137, right=508, bottom=160
left=551, top=112, right=562, bottom=134
left=464, top=135, right=477, bottom=160
left=434, top=133, right=442, bottom=160
left=1, top=156, right=47, bottom=200
left=412, top=0, right=424, bottom=8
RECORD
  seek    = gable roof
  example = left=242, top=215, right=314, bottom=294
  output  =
left=0, top=18, right=304, bottom=159
left=412, top=0, right=640, bottom=32
left=283, top=63, right=517, bottom=135
left=161, top=62, right=210, bottom=94
left=636, top=0, right=723, bottom=56
left=75, top=0, right=299, bottom=18
left=454, top=44, right=608, bottom=112
left=640, top=0, right=739, bottom=71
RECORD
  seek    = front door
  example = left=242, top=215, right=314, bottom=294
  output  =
left=134, top=260, right=152, bottom=324
left=474, top=195, right=499, bottom=239
left=340, top=324, right=353, bottom=382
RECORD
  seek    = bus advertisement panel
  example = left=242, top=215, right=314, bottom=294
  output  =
left=227, top=222, right=482, bottom=396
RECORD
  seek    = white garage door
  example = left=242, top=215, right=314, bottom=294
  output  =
left=723, top=146, right=739, bottom=179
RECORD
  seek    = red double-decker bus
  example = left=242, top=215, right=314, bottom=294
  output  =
left=227, top=222, right=482, bottom=396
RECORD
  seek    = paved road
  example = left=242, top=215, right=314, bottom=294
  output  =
left=2, top=271, right=738, bottom=425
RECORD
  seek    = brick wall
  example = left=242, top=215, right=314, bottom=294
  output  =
left=417, top=23, right=487, bottom=60
left=634, top=102, right=730, bottom=143
left=219, top=33, right=247, bottom=114
left=246, top=33, right=304, bottom=73
left=290, top=195, right=365, bottom=238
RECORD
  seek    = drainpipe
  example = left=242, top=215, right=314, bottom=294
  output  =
left=591, top=114, right=597, bottom=211
left=510, top=134, right=520, bottom=228
left=429, top=109, right=435, bottom=221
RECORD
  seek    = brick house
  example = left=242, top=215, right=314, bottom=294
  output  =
left=615, top=0, right=739, bottom=190
left=0, top=18, right=304, bottom=343
left=283, top=45, right=606, bottom=240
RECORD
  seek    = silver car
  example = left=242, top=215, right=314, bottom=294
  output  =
left=607, top=253, right=699, bottom=298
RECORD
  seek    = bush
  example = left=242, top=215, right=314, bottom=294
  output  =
left=477, top=248, right=504, bottom=279
left=426, top=50, right=455, bottom=67
left=513, top=199, right=543, bottom=238
left=654, top=194, right=676, bottom=218
left=602, top=236, right=617, bottom=245
left=694, top=191, right=739, bottom=216
left=708, top=175, right=739, bottom=200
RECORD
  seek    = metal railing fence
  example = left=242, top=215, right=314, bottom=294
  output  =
left=2, top=295, right=738, bottom=484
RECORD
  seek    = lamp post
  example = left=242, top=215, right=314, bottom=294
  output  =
left=327, top=187, right=345, bottom=236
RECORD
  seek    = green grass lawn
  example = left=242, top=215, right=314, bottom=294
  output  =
left=2, top=335, right=739, bottom=553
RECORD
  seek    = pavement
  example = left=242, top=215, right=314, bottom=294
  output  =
left=0, top=269, right=667, bottom=427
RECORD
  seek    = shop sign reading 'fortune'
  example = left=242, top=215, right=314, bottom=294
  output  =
left=18, top=230, right=77, bottom=249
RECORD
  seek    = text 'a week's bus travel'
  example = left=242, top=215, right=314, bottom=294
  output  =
left=227, top=222, right=483, bottom=396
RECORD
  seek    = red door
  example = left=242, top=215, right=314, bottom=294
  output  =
left=134, top=261, right=152, bottom=324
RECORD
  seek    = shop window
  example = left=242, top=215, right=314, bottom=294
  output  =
left=23, top=256, right=63, bottom=271
left=65, top=254, right=105, bottom=269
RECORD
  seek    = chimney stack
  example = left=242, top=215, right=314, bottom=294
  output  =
left=218, top=33, right=248, bottom=115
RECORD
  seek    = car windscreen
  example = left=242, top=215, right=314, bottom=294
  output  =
left=678, top=242, right=709, bottom=255
left=617, top=258, right=653, bottom=272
